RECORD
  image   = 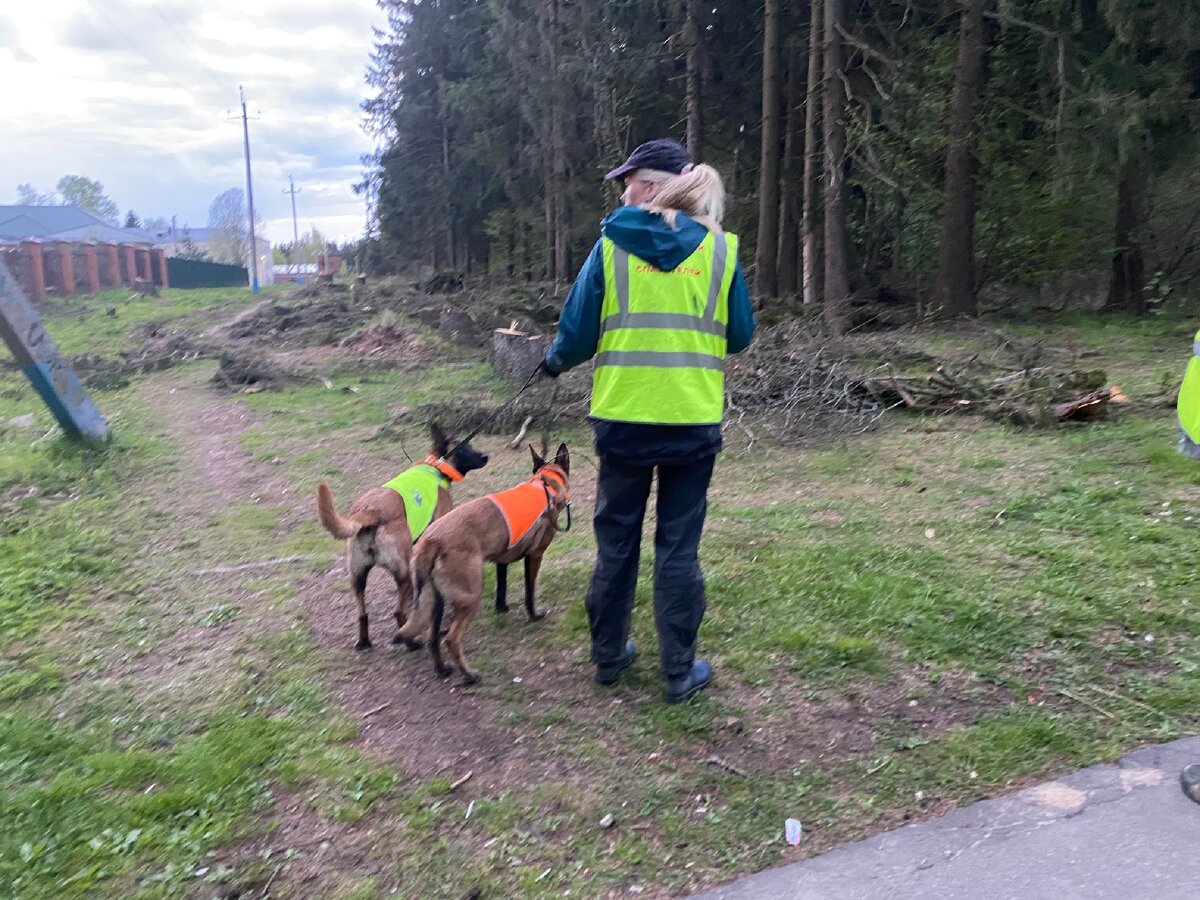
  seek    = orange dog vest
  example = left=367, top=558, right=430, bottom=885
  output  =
left=486, top=472, right=566, bottom=548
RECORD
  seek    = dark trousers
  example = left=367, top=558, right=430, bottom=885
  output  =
left=586, top=454, right=715, bottom=678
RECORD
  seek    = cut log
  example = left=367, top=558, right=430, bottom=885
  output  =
left=493, top=324, right=547, bottom=380
left=1052, top=385, right=1126, bottom=421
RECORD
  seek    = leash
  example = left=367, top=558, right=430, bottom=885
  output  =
left=539, top=379, right=561, bottom=458
left=460, top=361, right=543, bottom=446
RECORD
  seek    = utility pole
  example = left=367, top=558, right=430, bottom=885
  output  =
left=170, top=215, right=177, bottom=255
left=283, top=176, right=300, bottom=246
left=283, top=175, right=303, bottom=270
left=238, top=86, right=260, bottom=293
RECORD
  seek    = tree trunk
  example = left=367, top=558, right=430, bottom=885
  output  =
left=931, top=0, right=992, bottom=318
left=776, top=31, right=804, bottom=296
left=1106, top=148, right=1148, bottom=315
left=684, top=0, right=703, bottom=158
left=754, top=0, right=781, bottom=298
left=802, top=0, right=822, bottom=307
left=821, top=0, right=850, bottom=335
left=549, top=0, right=569, bottom=283
left=543, top=191, right=554, bottom=280
left=445, top=120, right=455, bottom=270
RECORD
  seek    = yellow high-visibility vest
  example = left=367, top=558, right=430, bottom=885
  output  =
left=1179, top=328, right=1200, bottom=444
left=590, top=231, right=738, bottom=424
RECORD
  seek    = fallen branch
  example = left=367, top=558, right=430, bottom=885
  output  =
left=260, top=862, right=285, bottom=899
left=363, top=703, right=392, bottom=718
left=193, top=554, right=320, bottom=575
left=705, top=754, right=749, bottom=778
left=1054, top=687, right=1118, bottom=721
left=449, top=770, right=474, bottom=791
left=509, top=415, right=533, bottom=449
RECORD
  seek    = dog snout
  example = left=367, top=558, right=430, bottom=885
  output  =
left=480, top=453, right=490, bottom=464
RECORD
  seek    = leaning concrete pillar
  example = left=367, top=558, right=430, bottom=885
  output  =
left=0, top=259, right=109, bottom=442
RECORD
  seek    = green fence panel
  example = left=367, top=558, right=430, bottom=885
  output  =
left=167, top=258, right=248, bottom=289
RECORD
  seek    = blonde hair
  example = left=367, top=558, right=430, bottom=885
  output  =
left=642, top=163, right=726, bottom=233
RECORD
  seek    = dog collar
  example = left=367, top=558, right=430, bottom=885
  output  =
left=425, top=454, right=464, bottom=483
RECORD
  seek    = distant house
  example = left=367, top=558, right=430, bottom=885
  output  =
left=0, top=205, right=272, bottom=288
left=273, top=262, right=318, bottom=284
left=0, top=204, right=157, bottom=246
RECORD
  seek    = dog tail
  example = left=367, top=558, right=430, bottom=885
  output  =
left=411, top=539, right=434, bottom=610
left=316, top=482, right=366, bottom=539
left=430, top=580, right=447, bottom=649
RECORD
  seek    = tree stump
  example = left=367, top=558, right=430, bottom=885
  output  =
left=493, top=322, right=547, bottom=380
left=440, top=307, right=480, bottom=345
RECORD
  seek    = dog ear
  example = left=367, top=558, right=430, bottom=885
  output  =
left=529, top=443, right=546, bottom=472
left=554, top=442, right=570, bottom=476
left=429, top=422, right=449, bottom=457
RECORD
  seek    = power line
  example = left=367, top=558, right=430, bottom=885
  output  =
left=149, top=6, right=233, bottom=96
left=80, top=0, right=199, bottom=98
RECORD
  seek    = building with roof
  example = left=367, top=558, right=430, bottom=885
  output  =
left=0, top=205, right=271, bottom=287
left=0, top=204, right=157, bottom=246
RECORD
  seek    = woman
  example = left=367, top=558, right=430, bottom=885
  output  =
left=541, top=139, right=756, bottom=703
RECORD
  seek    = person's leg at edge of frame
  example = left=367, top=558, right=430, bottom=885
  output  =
left=586, top=456, right=654, bottom=673
left=652, top=455, right=715, bottom=696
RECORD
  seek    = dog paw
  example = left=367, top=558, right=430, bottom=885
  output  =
left=437, top=663, right=455, bottom=679
left=355, top=639, right=373, bottom=651
left=460, top=672, right=482, bottom=687
left=392, top=634, right=423, bottom=650
left=527, top=607, right=547, bottom=622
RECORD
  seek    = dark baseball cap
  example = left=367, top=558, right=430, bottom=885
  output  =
left=604, top=139, right=691, bottom=181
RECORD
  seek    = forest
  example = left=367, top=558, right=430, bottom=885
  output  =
left=359, top=0, right=1199, bottom=333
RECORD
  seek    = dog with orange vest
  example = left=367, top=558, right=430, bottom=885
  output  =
left=315, top=424, right=489, bottom=650
left=399, top=443, right=571, bottom=685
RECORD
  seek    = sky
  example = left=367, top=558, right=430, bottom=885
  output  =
left=0, top=0, right=386, bottom=246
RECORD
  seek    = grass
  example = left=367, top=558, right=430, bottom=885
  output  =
left=2, top=291, right=1199, bottom=897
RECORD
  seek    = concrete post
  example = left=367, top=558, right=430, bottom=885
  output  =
left=0, top=258, right=109, bottom=442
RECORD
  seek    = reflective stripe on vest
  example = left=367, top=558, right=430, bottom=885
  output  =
left=1179, top=329, right=1200, bottom=444
left=591, top=231, right=737, bottom=425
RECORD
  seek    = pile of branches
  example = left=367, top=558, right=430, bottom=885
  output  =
left=725, top=321, right=1126, bottom=443
left=73, top=334, right=210, bottom=390
left=862, top=364, right=1121, bottom=425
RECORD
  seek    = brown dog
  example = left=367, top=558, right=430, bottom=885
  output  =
left=315, top=424, right=489, bottom=650
left=402, top=443, right=571, bottom=685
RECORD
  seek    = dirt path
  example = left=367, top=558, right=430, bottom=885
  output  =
left=135, top=362, right=521, bottom=767
left=125, top=361, right=544, bottom=893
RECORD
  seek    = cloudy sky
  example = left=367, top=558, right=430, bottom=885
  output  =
left=0, top=0, right=386, bottom=246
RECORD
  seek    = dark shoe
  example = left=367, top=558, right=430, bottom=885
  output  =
left=595, top=641, right=636, bottom=686
left=1181, top=764, right=1200, bottom=805
left=665, top=659, right=712, bottom=704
